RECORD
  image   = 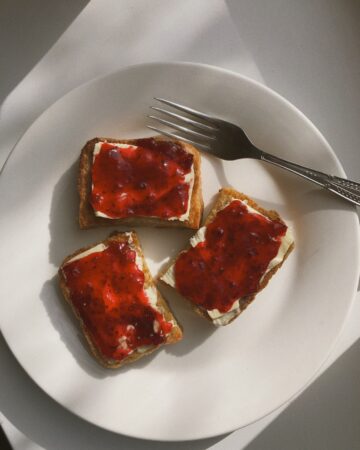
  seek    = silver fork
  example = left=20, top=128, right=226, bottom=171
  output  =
left=148, top=98, right=360, bottom=207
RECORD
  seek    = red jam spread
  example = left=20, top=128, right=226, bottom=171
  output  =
left=174, top=200, right=287, bottom=313
left=90, top=138, right=194, bottom=219
left=62, top=240, right=173, bottom=361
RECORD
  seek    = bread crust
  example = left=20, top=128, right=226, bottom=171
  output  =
left=161, top=187, right=294, bottom=325
left=58, top=231, right=183, bottom=368
left=78, top=136, right=203, bottom=229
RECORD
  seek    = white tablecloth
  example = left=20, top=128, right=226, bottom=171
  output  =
left=1, top=1, right=359, bottom=449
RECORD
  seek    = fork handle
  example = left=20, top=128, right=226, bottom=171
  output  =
left=260, top=152, right=360, bottom=206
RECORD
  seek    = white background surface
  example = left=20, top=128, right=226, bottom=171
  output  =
left=0, top=0, right=359, bottom=449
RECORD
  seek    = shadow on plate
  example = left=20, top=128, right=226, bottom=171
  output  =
left=158, top=283, right=216, bottom=357
left=208, top=155, right=233, bottom=190
left=252, top=164, right=355, bottom=216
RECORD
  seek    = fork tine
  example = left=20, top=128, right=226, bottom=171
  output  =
left=148, top=115, right=216, bottom=141
left=154, top=97, right=216, bottom=125
left=150, top=106, right=217, bottom=132
left=146, top=125, right=212, bottom=152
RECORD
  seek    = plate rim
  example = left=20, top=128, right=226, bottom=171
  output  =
left=1, top=61, right=359, bottom=441
left=0, top=61, right=348, bottom=179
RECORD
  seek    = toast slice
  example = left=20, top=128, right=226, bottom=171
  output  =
left=161, top=188, right=294, bottom=326
left=78, top=136, right=203, bottom=229
left=58, top=231, right=183, bottom=368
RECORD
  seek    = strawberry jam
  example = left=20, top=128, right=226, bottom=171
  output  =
left=90, top=138, right=193, bottom=219
left=174, top=200, right=287, bottom=313
left=62, top=240, right=173, bottom=361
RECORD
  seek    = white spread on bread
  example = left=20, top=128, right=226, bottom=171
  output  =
left=65, top=243, right=108, bottom=264
left=136, top=345, right=154, bottom=353
left=117, top=336, right=130, bottom=352
left=161, top=197, right=294, bottom=326
left=259, top=226, right=293, bottom=283
left=92, top=141, right=194, bottom=222
left=161, top=264, right=176, bottom=287
left=207, top=301, right=241, bottom=326
left=190, top=225, right=206, bottom=247
left=92, top=142, right=136, bottom=160
left=168, top=164, right=194, bottom=222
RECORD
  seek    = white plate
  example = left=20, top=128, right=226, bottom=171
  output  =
left=0, top=62, right=359, bottom=441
